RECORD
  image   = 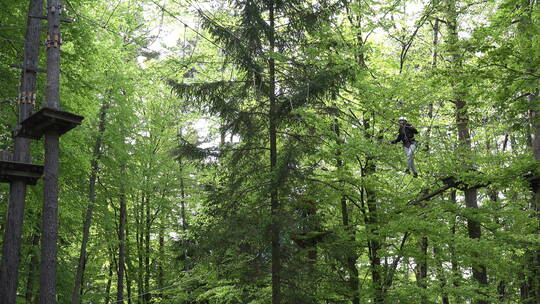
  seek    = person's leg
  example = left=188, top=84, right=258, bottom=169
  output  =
left=409, top=142, right=417, bottom=174
left=403, top=145, right=411, bottom=173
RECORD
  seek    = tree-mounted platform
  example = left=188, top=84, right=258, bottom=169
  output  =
left=16, top=107, right=84, bottom=140
left=0, top=151, right=44, bottom=185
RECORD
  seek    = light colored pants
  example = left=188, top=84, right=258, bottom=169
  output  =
left=403, top=142, right=417, bottom=173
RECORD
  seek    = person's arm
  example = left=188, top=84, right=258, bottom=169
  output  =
left=391, top=128, right=403, bottom=144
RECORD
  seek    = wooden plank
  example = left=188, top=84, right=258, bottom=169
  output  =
left=16, top=107, right=84, bottom=139
left=0, top=151, right=13, bottom=161
left=0, top=159, right=44, bottom=185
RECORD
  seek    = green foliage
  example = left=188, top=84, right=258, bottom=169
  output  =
left=0, top=0, right=539, bottom=304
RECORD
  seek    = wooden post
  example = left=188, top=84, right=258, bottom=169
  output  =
left=39, top=0, right=62, bottom=303
left=0, top=0, right=44, bottom=303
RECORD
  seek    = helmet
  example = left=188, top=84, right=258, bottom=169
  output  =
left=398, top=117, right=407, bottom=122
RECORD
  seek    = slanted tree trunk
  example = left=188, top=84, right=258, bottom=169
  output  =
left=71, top=99, right=109, bottom=304
left=445, top=0, right=488, bottom=302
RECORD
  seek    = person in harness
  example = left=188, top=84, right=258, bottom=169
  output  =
left=391, top=117, right=419, bottom=177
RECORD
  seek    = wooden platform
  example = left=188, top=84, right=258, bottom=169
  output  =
left=0, top=152, right=44, bottom=185
left=16, top=107, right=84, bottom=139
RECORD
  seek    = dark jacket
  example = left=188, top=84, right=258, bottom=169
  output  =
left=391, top=123, right=418, bottom=147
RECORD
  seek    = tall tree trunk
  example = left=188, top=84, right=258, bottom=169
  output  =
left=39, top=0, right=64, bottom=302
left=414, top=21, right=439, bottom=301
left=125, top=215, right=134, bottom=304
left=157, top=220, right=165, bottom=299
left=334, top=119, right=360, bottom=304
left=518, top=1, right=540, bottom=302
left=528, top=96, right=540, bottom=303
left=71, top=99, right=109, bottom=304
left=117, top=165, right=127, bottom=304
left=449, top=190, right=462, bottom=303
left=136, top=193, right=144, bottom=304
left=360, top=117, right=384, bottom=304
left=104, top=251, right=114, bottom=304
left=415, top=236, right=428, bottom=304
left=445, top=0, right=488, bottom=302
left=179, top=171, right=189, bottom=270
left=144, top=196, right=151, bottom=304
left=268, top=2, right=280, bottom=304
left=0, top=0, right=43, bottom=302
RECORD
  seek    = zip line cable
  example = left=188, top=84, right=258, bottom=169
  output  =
left=62, top=0, right=532, bottom=140
left=340, top=90, right=528, bottom=133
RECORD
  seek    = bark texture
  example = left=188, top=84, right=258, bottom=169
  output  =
left=0, top=0, right=43, bottom=302
left=117, top=165, right=127, bottom=304
left=39, top=0, right=63, bottom=302
left=445, top=0, right=488, bottom=302
left=268, top=2, right=281, bottom=304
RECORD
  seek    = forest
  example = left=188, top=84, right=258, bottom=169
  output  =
left=0, top=0, right=539, bottom=303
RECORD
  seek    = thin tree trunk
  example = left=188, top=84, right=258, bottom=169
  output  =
left=433, top=245, right=449, bottom=304
left=180, top=173, right=189, bottom=270
left=125, top=215, right=134, bottom=304
left=24, top=233, right=40, bottom=304
left=334, top=119, right=360, bottom=304
left=268, top=2, right=280, bottom=304
left=71, top=100, right=109, bottom=304
left=414, top=20, right=438, bottom=299
left=177, top=155, right=190, bottom=271
left=144, top=196, right=151, bottom=304
left=0, top=0, right=43, bottom=302
left=361, top=117, right=384, bottom=304
left=104, top=252, right=114, bottom=304
left=449, top=190, right=462, bottom=304
left=136, top=193, right=144, bottom=304
left=415, top=237, right=428, bottom=304
left=157, top=220, right=165, bottom=299
left=117, top=164, right=127, bottom=304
